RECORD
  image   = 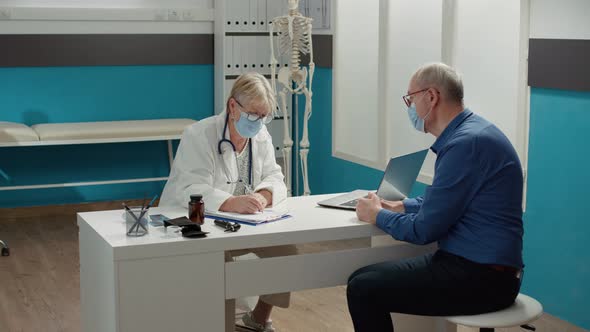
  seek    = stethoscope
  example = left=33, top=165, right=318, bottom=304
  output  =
left=217, top=112, right=253, bottom=191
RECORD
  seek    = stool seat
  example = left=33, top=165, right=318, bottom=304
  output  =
left=445, top=294, right=543, bottom=328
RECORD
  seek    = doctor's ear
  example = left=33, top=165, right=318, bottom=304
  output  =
left=228, top=99, right=238, bottom=118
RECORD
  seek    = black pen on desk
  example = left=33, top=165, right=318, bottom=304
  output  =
left=122, top=202, right=133, bottom=214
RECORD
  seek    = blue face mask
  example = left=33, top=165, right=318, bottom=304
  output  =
left=407, top=104, right=432, bottom=133
left=235, top=111, right=263, bottom=138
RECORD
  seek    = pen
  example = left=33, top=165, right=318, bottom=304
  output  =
left=133, top=194, right=158, bottom=233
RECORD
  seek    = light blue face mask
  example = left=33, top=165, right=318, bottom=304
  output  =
left=407, top=104, right=432, bottom=133
left=235, top=110, right=263, bottom=138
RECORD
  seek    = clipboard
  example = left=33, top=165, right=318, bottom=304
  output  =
left=204, top=209, right=291, bottom=226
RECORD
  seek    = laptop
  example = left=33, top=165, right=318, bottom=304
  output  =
left=317, top=149, right=428, bottom=210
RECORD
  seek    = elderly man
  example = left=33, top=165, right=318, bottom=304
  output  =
left=347, top=63, right=524, bottom=332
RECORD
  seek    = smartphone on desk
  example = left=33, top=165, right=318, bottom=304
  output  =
left=149, top=214, right=170, bottom=226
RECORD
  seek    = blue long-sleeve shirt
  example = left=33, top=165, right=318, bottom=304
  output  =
left=377, top=110, right=524, bottom=268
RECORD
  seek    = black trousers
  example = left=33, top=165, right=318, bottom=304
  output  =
left=346, top=250, right=521, bottom=332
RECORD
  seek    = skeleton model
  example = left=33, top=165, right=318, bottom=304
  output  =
left=269, top=0, right=314, bottom=196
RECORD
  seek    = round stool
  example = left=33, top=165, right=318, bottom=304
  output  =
left=444, top=294, right=543, bottom=332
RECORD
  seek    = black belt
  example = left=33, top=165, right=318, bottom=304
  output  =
left=489, top=264, right=517, bottom=273
left=488, top=264, right=522, bottom=278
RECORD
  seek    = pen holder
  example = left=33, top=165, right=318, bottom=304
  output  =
left=125, top=206, right=149, bottom=237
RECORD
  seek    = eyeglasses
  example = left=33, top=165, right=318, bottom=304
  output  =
left=402, top=88, right=429, bottom=107
left=234, top=98, right=273, bottom=124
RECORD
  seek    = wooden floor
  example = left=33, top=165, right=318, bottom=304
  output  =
left=0, top=202, right=360, bottom=332
left=0, top=210, right=80, bottom=332
left=0, top=203, right=588, bottom=332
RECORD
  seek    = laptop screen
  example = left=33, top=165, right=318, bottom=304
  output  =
left=376, top=149, right=428, bottom=201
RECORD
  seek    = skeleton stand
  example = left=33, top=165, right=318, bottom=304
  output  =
left=269, top=0, right=314, bottom=196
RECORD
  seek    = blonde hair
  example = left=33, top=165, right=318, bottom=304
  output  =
left=227, top=72, right=277, bottom=115
left=413, top=62, right=464, bottom=105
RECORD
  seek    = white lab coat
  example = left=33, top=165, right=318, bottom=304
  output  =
left=159, top=111, right=287, bottom=211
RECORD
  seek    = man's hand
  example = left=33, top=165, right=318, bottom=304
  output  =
left=380, top=199, right=405, bottom=213
left=220, top=195, right=265, bottom=214
left=356, top=192, right=382, bottom=224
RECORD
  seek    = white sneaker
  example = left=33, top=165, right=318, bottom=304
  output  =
left=241, top=311, right=276, bottom=332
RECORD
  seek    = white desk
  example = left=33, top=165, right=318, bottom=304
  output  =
left=78, top=194, right=435, bottom=332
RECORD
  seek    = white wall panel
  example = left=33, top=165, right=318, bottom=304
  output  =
left=384, top=0, right=441, bottom=172
left=333, top=0, right=381, bottom=168
left=0, top=0, right=212, bottom=8
left=448, top=0, right=528, bottom=164
left=332, top=0, right=528, bottom=184
left=0, top=0, right=214, bottom=33
left=530, top=0, right=590, bottom=40
left=0, top=21, right=213, bottom=34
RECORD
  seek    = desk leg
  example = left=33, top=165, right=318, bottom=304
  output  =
left=226, top=299, right=236, bottom=332
left=80, top=223, right=118, bottom=332
left=117, top=251, right=226, bottom=332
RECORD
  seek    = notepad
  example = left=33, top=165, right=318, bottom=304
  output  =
left=205, top=208, right=291, bottom=226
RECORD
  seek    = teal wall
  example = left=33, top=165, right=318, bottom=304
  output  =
left=293, top=67, right=382, bottom=195
left=521, top=88, right=590, bottom=329
left=0, top=64, right=214, bottom=207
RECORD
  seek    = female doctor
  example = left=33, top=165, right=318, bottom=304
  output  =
left=159, top=72, right=294, bottom=332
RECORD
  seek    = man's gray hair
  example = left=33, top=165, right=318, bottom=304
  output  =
left=412, top=63, right=463, bottom=105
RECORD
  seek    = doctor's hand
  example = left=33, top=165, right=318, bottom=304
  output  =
left=380, top=199, right=405, bottom=213
left=356, top=192, right=382, bottom=224
left=250, top=192, right=269, bottom=209
left=220, top=195, right=265, bottom=214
